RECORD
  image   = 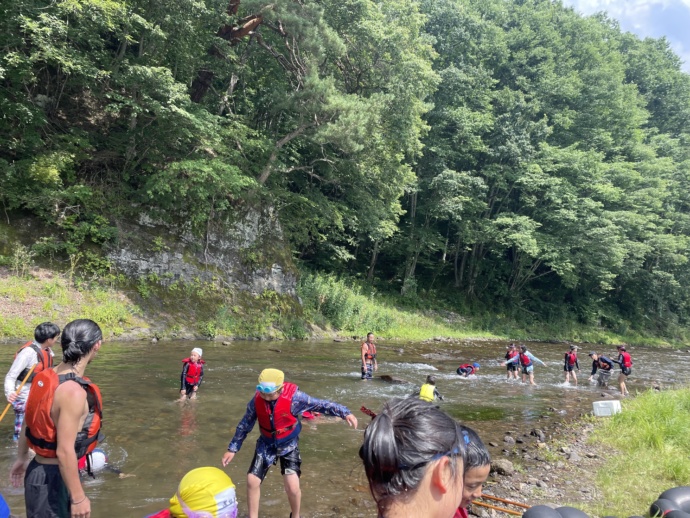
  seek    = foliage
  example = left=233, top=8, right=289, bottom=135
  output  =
left=2, top=0, right=690, bottom=341
left=587, top=389, right=690, bottom=516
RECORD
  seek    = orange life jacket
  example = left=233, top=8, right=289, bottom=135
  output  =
left=15, top=341, right=53, bottom=383
left=24, top=370, right=103, bottom=458
left=182, top=358, right=205, bottom=385
left=255, top=382, right=301, bottom=446
left=363, top=342, right=377, bottom=361
left=620, top=352, right=632, bottom=368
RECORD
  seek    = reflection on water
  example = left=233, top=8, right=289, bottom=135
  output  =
left=0, top=339, right=688, bottom=517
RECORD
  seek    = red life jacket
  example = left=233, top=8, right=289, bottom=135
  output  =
left=182, top=358, right=205, bottom=385
left=363, top=342, right=377, bottom=360
left=15, top=341, right=53, bottom=383
left=506, top=350, right=518, bottom=360
left=254, top=382, right=302, bottom=446
left=24, top=370, right=103, bottom=459
left=519, top=353, right=532, bottom=367
left=566, top=352, right=577, bottom=366
left=458, top=363, right=476, bottom=375
left=620, top=352, right=632, bottom=368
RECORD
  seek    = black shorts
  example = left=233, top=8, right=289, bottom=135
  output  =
left=248, top=446, right=302, bottom=482
left=25, top=459, right=70, bottom=518
left=506, top=363, right=517, bottom=372
left=182, top=381, right=197, bottom=396
left=564, top=365, right=575, bottom=372
left=621, top=367, right=632, bottom=376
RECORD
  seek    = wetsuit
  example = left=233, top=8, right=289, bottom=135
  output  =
left=505, top=349, right=518, bottom=372
left=612, top=352, right=632, bottom=376
left=563, top=351, right=579, bottom=372
left=456, top=364, right=478, bottom=377
left=227, top=389, right=352, bottom=481
left=590, top=356, right=614, bottom=386
left=180, top=359, right=204, bottom=397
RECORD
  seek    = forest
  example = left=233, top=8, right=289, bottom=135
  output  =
left=2, top=0, right=690, bottom=341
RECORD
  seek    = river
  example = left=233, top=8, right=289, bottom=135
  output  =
left=0, top=339, right=688, bottom=517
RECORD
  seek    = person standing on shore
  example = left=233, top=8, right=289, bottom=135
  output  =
left=10, top=318, right=104, bottom=518
left=4, top=322, right=60, bottom=442
left=563, top=345, right=580, bottom=386
left=612, top=345, right=632, bottom=396
left=361, top=332, right=378, bottom=380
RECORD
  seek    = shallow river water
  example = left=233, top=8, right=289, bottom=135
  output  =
left=1, top=339, right=689, bottom=517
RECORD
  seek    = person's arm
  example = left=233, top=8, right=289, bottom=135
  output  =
left=197, top=364, right=204, bottom=388
left=575, top=357, right=580, bottom=370
left=227, top=399, right=257, bottom=453
left=360, top=344, right=367, bottom=366
left=610, top=354, right=622, bottom=366
left=10, top=422, right=31, bottom=487
left=434, top=387, right=444, bottom=401
left=590, top=360, right=598, bottom=378
left=4, top=349, right=33, bottom=402
left=505, top=355, right=519, bottom=365
left=54, top=381, right=90, bottom=516
left=292, top=391, right=357, bottom=427
left=180, top=363, right=188, bottom=392
left=529, top=353, right=546, bottom=366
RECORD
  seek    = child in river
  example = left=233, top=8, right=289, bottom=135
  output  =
left=419, top=375, right=444, bottom=402
left=505, top=343, right=519, bottom=380
left=179, top=347, right=205, bottom=400
left=456, top=363, right=480, bottom=377
left=454, top=425, right=491, bottom=518
left=503, top=345, right=546, bottom=385
left=563, top=345, right=580, bottom=385
left=221, top=368, right=357, bottom=518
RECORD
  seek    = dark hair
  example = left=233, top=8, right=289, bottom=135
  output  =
left=359, top=398, right=464, bottom=514
left=426, top=375, right=436, bottom=385
left=61, top=319, right=102, bottom=364
left=460, top=425, right=490, bottom=471
left=367, top=332, right=374, bottom=338
left=34, top=322, right=61, bottom=344
left=520, top=345, right=527, bottom=351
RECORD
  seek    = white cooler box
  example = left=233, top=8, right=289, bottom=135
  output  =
left=592, top=400, right=622, bottom=417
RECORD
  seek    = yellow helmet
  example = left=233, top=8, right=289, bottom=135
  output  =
left=169, top=467, right=237, bottom=518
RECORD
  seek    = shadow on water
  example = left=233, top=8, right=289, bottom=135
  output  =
left=0, top=339, right=688, bottom=517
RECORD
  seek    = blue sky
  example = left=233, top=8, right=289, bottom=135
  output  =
left=561, top=0, right=690, bottom=72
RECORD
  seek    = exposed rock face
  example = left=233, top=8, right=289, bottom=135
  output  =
left=108, top=209, right=296, bottom=296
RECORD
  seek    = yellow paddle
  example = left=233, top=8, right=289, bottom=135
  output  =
left=0, top=363, right=38, bottom=425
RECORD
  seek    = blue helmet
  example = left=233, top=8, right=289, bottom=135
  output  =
left=473, top=362, right=480, bottom=369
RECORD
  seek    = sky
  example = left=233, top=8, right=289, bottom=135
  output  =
left=560, top=0, right=690, bottom=72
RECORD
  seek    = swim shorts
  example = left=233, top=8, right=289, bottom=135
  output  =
left=521, top=365, right=534, bottom=374
left=25, top=459, right=70, bottom=518
left=597, top=370, right=611, bottom=386
left=621, top=367, right=632, bottom=376
left=248, top=446, right=302, bottom=481
left=506, top=363, right=517, bottom=372
left=182, top=381, right=197, bottom=397
left=563, top=364, right=575, bottom=372
left=361, top=363, right=373, bottom=380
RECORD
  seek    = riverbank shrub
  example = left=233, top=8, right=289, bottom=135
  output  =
left=587, top=389, right=690, bottom=516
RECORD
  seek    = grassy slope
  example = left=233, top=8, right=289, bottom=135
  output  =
left=0, top=267, right=685, bottom=345
left=583, top=389, right=690, bottom=516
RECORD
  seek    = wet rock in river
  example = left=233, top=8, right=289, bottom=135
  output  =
left=504, top=436, right=516, bottom=445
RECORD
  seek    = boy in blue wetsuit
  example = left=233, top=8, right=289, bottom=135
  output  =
left=503, top=345, right=546, bottom=385
left=588, top=352, right=614, bottom=387
left=221, top=368, right=358, bottom=518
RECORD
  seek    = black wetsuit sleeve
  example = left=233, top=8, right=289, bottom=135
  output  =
left=180, top=363, right=188, bottom=390
left=575, top=358, right=580, bottom=369
left=591, top=360, right=598, bottom=376
left=434, top=388, right=443, bottom=401
left=197, top=364, right=204, bottom=387
left=610, top=354, right=623, bottom=366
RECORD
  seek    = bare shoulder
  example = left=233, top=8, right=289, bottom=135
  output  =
left=54, top=380, right=87, bottom=407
